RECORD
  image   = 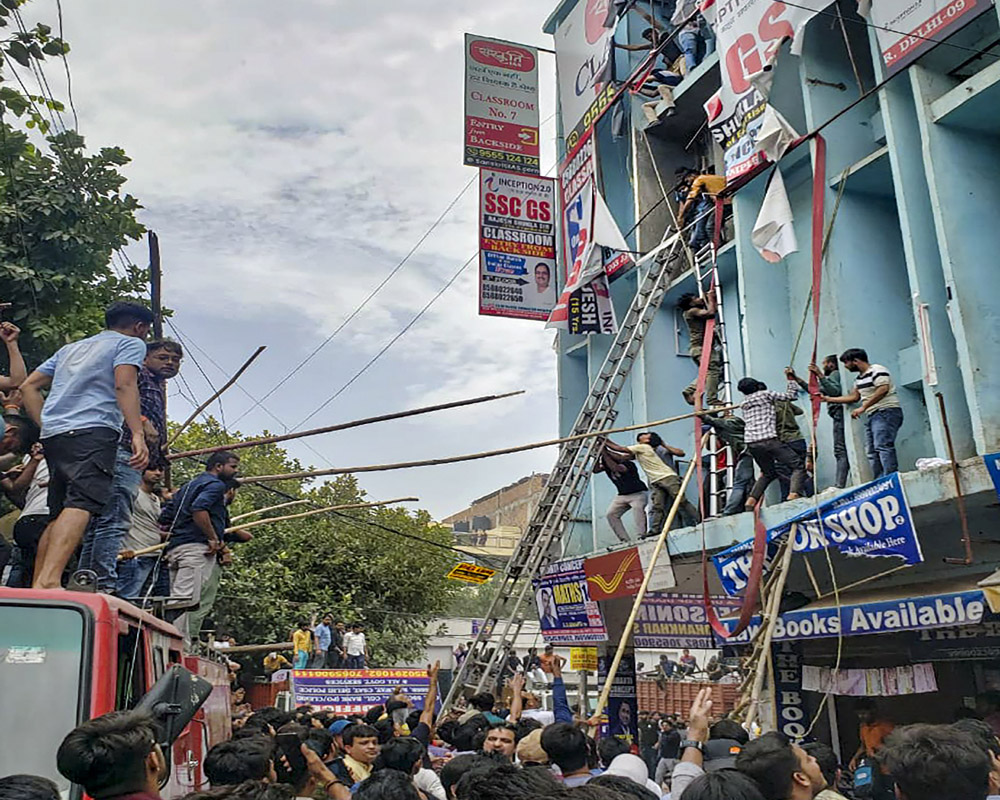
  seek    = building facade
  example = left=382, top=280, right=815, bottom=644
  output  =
left=443, top=473, right=549, bottom=558
left=542, top=0, right=1000, bottom=753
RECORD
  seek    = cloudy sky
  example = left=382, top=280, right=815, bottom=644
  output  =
left=30, top=0, right=564, bottom=519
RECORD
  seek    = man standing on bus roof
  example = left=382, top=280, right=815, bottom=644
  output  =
left=21, top=301, right=152, bottom=589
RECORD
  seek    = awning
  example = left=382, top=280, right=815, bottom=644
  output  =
left=720, top=574, right=994, bottom=644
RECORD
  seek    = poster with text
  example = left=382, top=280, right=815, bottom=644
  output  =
left=464, top=34, right=540, bottom=174
left=598, top=653, right=638, bottom=746
left=533, top=557, right=608, bottom=643
left=291, top=669, right=438, bottom=714
left=479, top=168, right=557, bottom=321
left=869, top=0, right=991, bottom=74
left=634, top=593, right=743, bottom=649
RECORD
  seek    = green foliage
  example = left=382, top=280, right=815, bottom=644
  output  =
left=0, top=0, right=146, bottom=367
left=170, top=419, right=462, bottom=666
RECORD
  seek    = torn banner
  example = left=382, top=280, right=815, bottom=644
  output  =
left=751, top=168, right=798, bottom=263
left=713, top=473, right=923, bottom=596
left=547, top=180, right=633, bottom=335
left=700, top=0, right=833, bottom=179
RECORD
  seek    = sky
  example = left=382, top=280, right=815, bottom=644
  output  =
left=27, top=0, right=567, bottom=519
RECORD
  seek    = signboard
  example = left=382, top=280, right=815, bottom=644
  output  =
left=584, top=539, right=676, bottom=602
left=291, top=669, right=437, bottom=713
left=634, top=593, right=743, bottom=649
left=479, top=169, right=557, bottom=321
left=447, top=562, right=497, bottom=584
left=869, top=0, right=992, bottom=74
left=721, top=589, right=987, bottom=643
left=910, top=614, right=1000, bottom=661
left=713, top=474, right=923, bottom=596
left=533, top=557, right=608, bottom=643
left=570, top=646, right=599, bottom=672
left=773, top=643, right=806, bottom=740
left=598, top=653, right=638, bottom=746
left=701, top=0, right=832, bottom=179
left=985, top=452, right=1000, bottom=501
left=464, top=34, right=540, bottom=175
left=553, top=0, right=617, bottom=158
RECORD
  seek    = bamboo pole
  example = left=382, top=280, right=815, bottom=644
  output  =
left=225, top=497, right=419, bottom=532
left=215, top=641, right=293, bottom=654
left=168, top=390, right=526, bottom=460
left=242, top=405, right=741, bottom=485
left=167, top=345, right=266, bottom=446
left=590, top=448, right=702, bottom=725
left=230, top=499, right=310, bottom=522
left=117, top=542, right=167, bottom=560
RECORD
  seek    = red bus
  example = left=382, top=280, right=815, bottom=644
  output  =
left=0, top=588, right=231, bottom=798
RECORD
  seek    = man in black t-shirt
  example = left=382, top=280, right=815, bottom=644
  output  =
left=595, top=444, right=649, bottom=542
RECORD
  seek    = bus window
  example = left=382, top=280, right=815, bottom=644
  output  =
left=152, top=645, right=166, bottom=681
left=116, top=625, right=147, bottom=710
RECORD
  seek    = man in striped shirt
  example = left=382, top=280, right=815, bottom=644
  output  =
left=737, top=370, right=806, bottom=510
left=822, top=348, right=904, bottom=479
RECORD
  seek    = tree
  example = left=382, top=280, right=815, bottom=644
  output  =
left=0, top=1, right=146, bottom=367
left=169, top=419, right=462, bottom=666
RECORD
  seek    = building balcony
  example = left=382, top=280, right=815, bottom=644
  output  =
left=452, top=526, right=523, bottom=559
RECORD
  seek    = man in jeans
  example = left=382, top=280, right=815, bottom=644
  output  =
left=20, top=302, right=152, bottom=589
left=78, top=339, right=182, bottom=592
left=594, top=444, right=649, bottom=542
left=696, top=409, right=754, bottom=515
left=738, top=372, right=806, bottom=511
left=161, top=451, right=240, bottom=644
left=823, top=348, right=904, bottom=479
left=606, top=433, right=699, bottom=535
left=792, top=356, right=850, bottom=488
left=115, top=466, right=165, bottom=599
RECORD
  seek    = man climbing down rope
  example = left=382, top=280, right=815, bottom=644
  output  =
left=737, top=370, right=806, bottom=511
left=679, top=292, right=722, bottom=408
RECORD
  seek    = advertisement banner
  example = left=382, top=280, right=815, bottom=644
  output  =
left=713, top=474, right=923, bottom=596
left=721, top=589, right=986, bottom=643
left=554, top=0, right=617, bottom=159
left=598, top=652, right=638, bottom=745
left=447, top=562, right=496, bottom=584
left=869, top=0, right=991, bottom=74
left=479, top=168, right=557, bottom=321
left=773, top=643, right=806, bottom=740
left=985, top=452, right=1000, bottom=502
left=533, top=557, right=608, bottom=643
left=634, top=593, right=743, bottom=649
left=291, top=669, right=437, bottom=713
left=464, top=34, right=540, bottom=175
left=701, top=0, right=832, bottom=178
left=584, top=539, right=675, bottom=602
left=570, top=646, right=599, bottom=672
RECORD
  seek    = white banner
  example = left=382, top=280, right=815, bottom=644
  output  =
left=554, top=0, right=617, bottom=157
left=868, top=0, right=991, bottom=74
left=701, top=0, right=832, bottom=179
left=464, top=34, right=540, bottom=175
left=479, top=168, right=557, bottom=321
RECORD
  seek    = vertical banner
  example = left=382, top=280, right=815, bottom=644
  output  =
left=984, top=452, right=1000, bottom=502
left=701, top=0, right=832, bottom=179
left=553, top=0, right=617, bottom=158
left=868, top=0, right=991, bottom=74
left=533, top=557, right=608, bottom=643
left=772, top=642, right=806, bottom=740
left=479, top=169, right=557, bottom=320
left=464, top=35, right=540, bottom=175
left=598, top=652, right=638, bottom=746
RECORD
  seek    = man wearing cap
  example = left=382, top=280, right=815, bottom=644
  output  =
left=328, top=719, right=352, bottom=759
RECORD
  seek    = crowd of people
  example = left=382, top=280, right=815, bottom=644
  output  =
left=6, top=673, right=1000, bottom=800
left=0, top=301, right=258, bottom=647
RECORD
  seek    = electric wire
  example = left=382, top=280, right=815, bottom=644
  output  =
left=54, top=0, right=78, bottom=130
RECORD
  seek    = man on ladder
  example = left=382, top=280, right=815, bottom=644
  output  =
left=679, top=292, right=722, bottom=409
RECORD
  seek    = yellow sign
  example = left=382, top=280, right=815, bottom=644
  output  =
left=570, top=646, right=598, bottom=672
left=447, top=562, right=496, bottom=584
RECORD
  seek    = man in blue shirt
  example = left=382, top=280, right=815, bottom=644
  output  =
left=160, top=450, right=240, bottom=644
left=313, top=614, right=334, bottom=668
left=21, top=302, right=152, bottom=589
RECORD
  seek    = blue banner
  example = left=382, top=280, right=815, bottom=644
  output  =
left=713, top=474, right=923, bottom=596
left=598, top=653, right=638, bottom=746
left=986, top=453, right=1000, bottom=501
left=532, top=557, right=608, bottom=643
left=722, top=589, right=986, bottom=643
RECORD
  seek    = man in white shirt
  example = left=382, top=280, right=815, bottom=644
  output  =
left=115, top=467, right=164, bottom=599
left=605, top=433, right=699, bottom=536
left=822, top=348, right=904, bottom=479
left=343, top=623, right=368, bottom=669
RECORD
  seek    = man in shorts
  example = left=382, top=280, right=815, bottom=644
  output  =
left=21, top=301, right=152, bottom=588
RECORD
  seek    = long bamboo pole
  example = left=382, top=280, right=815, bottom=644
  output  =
left=241, top=405, right=740, bottom=485
left=230, top=499, right=310, bottom=522
left=590, top=449, right=701, bottom=724
left=168, top=390, right=525, bottom=460
left=167, top=345, right=266, bottom=446
left=226, top=497, right=418, bottom=532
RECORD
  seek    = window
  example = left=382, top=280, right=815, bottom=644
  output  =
left=116, top=625, right=147, bottom=710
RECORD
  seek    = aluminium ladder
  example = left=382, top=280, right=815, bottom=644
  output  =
left=440, top=233, right=687, bottom=712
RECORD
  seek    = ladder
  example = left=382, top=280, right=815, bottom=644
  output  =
left=441, top=233, right=686, bottom=711
left=693, top=242, right=735, bottom=518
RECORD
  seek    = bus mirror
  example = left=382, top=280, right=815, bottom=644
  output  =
left=136, top=664, right=214, bottom=747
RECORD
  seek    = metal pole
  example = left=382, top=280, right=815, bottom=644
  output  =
left=149, top=231, right=162, bottom=339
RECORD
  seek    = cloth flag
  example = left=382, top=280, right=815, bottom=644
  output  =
left=752, top=168, right=798, bottom=263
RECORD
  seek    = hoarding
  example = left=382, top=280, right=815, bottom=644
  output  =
left=533, top=557, right=608, bottom=643
left=291, top=669, right=437, bottom=713
left=479, top=168, right=557, bottom=321
left=869, top=0, right=992, bottom=74
left=634, top=593, right=743, bottom=649
left=464, top=34, right=540, bottom=174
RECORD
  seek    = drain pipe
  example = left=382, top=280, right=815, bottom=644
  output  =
left=937, top=393, right=974, bottom=566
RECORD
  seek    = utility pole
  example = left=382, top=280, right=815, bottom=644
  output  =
left=149, top=231, right=162, bottom=339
